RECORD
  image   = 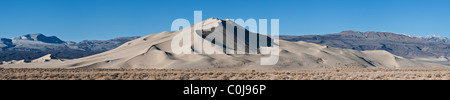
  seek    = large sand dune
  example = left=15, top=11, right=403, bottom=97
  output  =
left=1, top=18, right=447, bottom=70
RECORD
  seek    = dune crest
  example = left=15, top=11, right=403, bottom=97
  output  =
left=1, top=18, right=447, bottom=70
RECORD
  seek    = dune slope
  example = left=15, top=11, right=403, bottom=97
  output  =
left=1, top=18, right=446, bottom=70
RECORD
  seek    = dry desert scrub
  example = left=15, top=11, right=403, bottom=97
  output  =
left=2, top=68, right=450, bottom=80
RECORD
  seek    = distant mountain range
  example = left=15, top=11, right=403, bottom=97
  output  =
left=0, top=33, right=140, bottom=62
left=3, top=30, right=450, bottom=65
left=3, top=18, right=444, bottom=69
left=418, top=35, right=450, bottom=43
left=280, top=31, right=450, bottom=64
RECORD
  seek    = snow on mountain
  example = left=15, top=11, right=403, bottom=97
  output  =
left=0, top=33, right=140, bottom=61
left=418, top=35, right=449, bottom=43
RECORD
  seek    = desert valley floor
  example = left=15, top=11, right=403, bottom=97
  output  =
left=2, top=19, right=450, bottom=80
left=2, top=68, right=450, bottom=80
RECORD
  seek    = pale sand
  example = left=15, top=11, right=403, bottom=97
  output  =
left=1, top=18, right=447, bottom=70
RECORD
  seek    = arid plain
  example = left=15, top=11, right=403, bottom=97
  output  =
left=3, top=68, right=450, bottom=80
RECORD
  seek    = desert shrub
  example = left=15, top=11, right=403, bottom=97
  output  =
left=2, top=68, right=450, bottom=80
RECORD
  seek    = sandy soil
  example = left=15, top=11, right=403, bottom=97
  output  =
left=2, top=68, right=450, bottom=80
left=2, top=18, right=446, bottom=70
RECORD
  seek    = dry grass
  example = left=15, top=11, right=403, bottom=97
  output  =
left=2, top=68, right=450, bottom=80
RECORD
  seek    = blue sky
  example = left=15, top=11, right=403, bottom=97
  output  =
left=1, top=0, right=450, bottom=41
